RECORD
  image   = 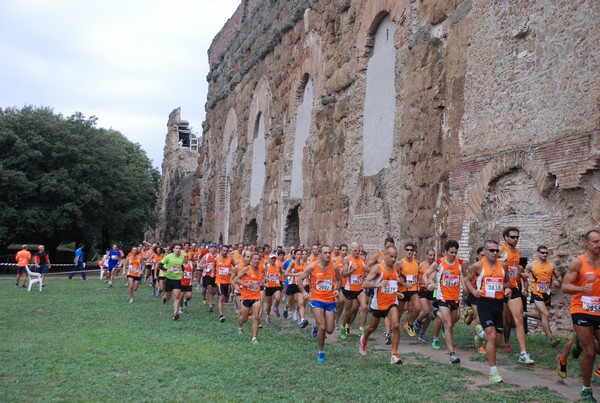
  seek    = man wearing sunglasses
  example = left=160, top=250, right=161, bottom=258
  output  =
left=464, top=240, right=512, bottom=383
left=524, top=246, right=563, bottom=347
left=499, top=227, right=535, bottom=364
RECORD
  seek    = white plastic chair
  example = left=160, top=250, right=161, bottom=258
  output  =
left=25, top=265, right=43, bottom=292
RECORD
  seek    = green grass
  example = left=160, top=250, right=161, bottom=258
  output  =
left=0, top=276, right=569, bottom=401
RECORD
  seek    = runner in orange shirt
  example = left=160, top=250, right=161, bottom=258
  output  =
left=562, top=229, right=600, bottom=402
left=524, top=245, right=562, bottom=347
left=126, top=247, right=145, bottom=303
left=297, top=245, right=342, bottom=363
left=284, top=249, right=308, bottom=327
left=15, top=244, right=32, bottom=288
left=179, top=254, right=194, bottom=314
left=153, top=246, right=165, bottom=297
left=396, top=242, right=421, bottom=337
left=425, top=240, right=463, bottom=364
left=340, top=242, right=368, bottom=339
left=215, top=245, right=234, bottom=322
left=264, top=253, right=283, bottom=324
left=413, top=247, right=436, bottom=343
left=235, top=251, right=264, bottom=344
left=359, top=245, right=404, bottom=364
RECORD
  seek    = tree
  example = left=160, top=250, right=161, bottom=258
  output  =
left=0, top=106, right=160, bottom=255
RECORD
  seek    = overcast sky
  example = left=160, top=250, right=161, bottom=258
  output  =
left=0, top=0, right=240, bottom=169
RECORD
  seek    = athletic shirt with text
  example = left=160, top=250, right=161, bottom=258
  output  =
left=309, top=261, right=337, bottom=303
left=399, top=258, right=420, bottom=292
left=203, top=253, right=217, bottom=277
left=180, top=261, right=194, bottom=287
left=344, top=255, right=366, bottom=292
left=161, top=253, right=185, bottom=281
left=435, top=258, right=462, bottom=302
left=531, top=259, right=553, bottom=297
left=570, top=254, right=600, bottom=316
left=240, top=266, right=263, bottom=300
left=266, top=263, right=281, bottom=288
left=288, top=261, right=306, bottom=285
left=476, top=259, right=505, bottom=300
left=370, top=263, right=399, bottom=311
left=501, top=244, right=521, bottom=288
left=215, top=255, right=233, bottom=285
left=128, top=254, right=143, bottom=277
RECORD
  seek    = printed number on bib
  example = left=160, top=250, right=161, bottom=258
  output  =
left=443, top=274, right=459, bottom=287
left=316, top=279, right=333, bottom=291
left=382, top=280, right=398, bottom=294
left=184, top=271, right=193, bottom=279
left=537, top=280, right=550, bottom=294
left=350, top=274, right=363, bottom=285
left=508, top=266, right=519, bottom=278
left=218, top=267, right=229, bottom=276
left=248, top=281, right=260, bottom=291
left=406, top=274, right=417, bottom=285
left=269, top=275, right=280, bottom=284
left=171, top=266, right=181, bottom=274
left=484, top=277, right=503, bottom=297
left=582, top=296, right=600, bottom=313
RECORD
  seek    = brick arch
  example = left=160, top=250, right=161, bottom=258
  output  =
left=356, top=0, right=411, bottom=64
left=222, top=108, right=238, bottom=159
left=287, top=31, right=324, bottom=114
left=464, top=151, right=554, bottom=220
left=247, top=75, right=273, bottom=144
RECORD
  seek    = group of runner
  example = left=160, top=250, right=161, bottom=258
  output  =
left=93, top=228, right=600, bottom=401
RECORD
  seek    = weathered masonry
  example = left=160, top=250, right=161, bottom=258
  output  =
left=160, top=0, right=599, bottom=272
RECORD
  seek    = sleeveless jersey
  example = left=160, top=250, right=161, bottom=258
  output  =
left=476, top=259, right=505, bottom=300
left=502, top=244, right=521, bottom=288
left=204, top=253, right=218, bottom=277
left=215, top=255, right=233, bottom=285
left=570, top=254, right=600, bottom=316
left=419, top=261, right=430, bottom=289
left=181, top=261, right=194, bottom=286
left=128, top=255, right=143, bottom=277
left=344, top=255, right=366, bottom=292
left=435, top=258, right=462, bottom=302
left=309, top=261, right=337, bottom=303
left=240, top=266, right=262, bottom=300
left=399, top=258, right=420, bottom=292
left=288, top=261, right=306, bottom=285
left=266, top=263, right=282, bottom=288
left=370, top=263, right=399, bottom=311
left=531, top=259, right=553, bottom=297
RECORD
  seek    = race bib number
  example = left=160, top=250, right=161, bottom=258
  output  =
left=406, top=274, right=417, bottom=285
left=269, top=275, right=280, bottom=284
left=382, top=280, right=398, bottom=294
left=443, top=274, right=459, bottom=287
left=508, top=266, right=519, bottom=278
left=350, top=274, right=363, bottom=285
left=184, top=271, right=193, bottom=279
left=582, top=296, right=600, bottom=313
left=171, top=266, right=181, bottom=274
left=129, top=265, right=140, bottom=274
left=111, top=255, right=118, bottom=260
left=248, top=280, right=260, bottom=291
left=218, top=267, right=229, bottom=276
left=537, top=280, right=550, bottom=293
left=206, top=263, right=214, bottom=272
left=316, top=279, right=333, bottom=291
left=484, top=277, right=503, bottom=297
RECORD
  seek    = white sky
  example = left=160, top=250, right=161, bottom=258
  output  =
left=0, top=0, right=241, bottom=169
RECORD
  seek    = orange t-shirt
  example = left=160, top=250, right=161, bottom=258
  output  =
left=309, top=262, right=337, bottom=303
left=476, top=259, right=505, bottom=300
left=570, top=254, right=600, bottom=316
left=16, top=250, right=31, bottom=267
left=128, top=255, right=143, bottom=277
left=399, top=258, right=420, bottom=292
left=370, top=263, right=399, bottom=310
left=215, top=255, right=232, bottom=285
left=240, top=266, right=262, bottom=300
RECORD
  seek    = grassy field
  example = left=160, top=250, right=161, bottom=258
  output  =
left=0, top=276, right=580, bottom=402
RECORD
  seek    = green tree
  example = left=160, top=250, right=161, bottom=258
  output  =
left=0, top=106, right=160, bottom=255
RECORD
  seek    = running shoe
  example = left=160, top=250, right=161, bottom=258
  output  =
left=475, top=324, right=483, bottom=337
left=251, top=337, right=258, bottom=345
left=359, top=336, right=367, bottom=356
left=179, top=307, right=185, bottom=314
left=299, top=319, right=308, bottom=329
left=478, top=345, right=486, bottom=355
left=129, top=298, right=134, bottom=304
left=274, top=308, right=280, bottom=318
left=234, top=305, right=239, bottom=314
left=489, top=370, right=503, bottom=384
left=266, top=315, right=271, bottom=324
left=518, top=352, right=535, bottom=364
left=311, top=323, right=318, bottom=337
left=202, top=298, right=207, bottom=305
left=581, top=389, right=597, bottom=402
left=463, top=308, right=474, bottom=325
left=418, top=333, right=428, bottom=343
left=344, top=324, right=350, bottom=336
left=406, top=324, right=416, bottom=337
left=258, top=324, right=263, bottom=329
left=292, top=311, right=298, bottom=321
left=219, top=315, right=225, bottom=323
left=173, top=313, right=180, bottom=321
left=339, top=329, right=347, bottom=341
left=385, top=332, right=391, bottom=345
left=108, top=281, right=112, bottom=287
left=162, top=297, right=167, bottom=304
left=390, top=354, right=402, bottom=365
left=548, top=336, right=561, bottom=348
left=503, top=344, right=512, bottom=352
left=317, top=351, right=326, bottom=363
left=283, top=307, right=288, bottom=319
left=556, top=354, right=567, bottom=378
left=432, top=339, right=441, bottom=350
left=358, top=327, right=364, bottom=337
left=413, top=319, right=421, bottom=335
left=238, top=327, right=243, bottom=335
left=184, top=299, right=188, bottom=307
left=449, top=352, right=460, bottom=364
left=209, top=305, right=214, bottom=313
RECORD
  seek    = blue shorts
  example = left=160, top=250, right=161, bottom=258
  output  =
left=310, top=300, right=336, bottom=312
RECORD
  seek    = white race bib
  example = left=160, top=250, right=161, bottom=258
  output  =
left=350, top=274, right=363, bottom=285
left=382, top=280, right=398, bottom=294
left=484, top=277, right=503, bottom=297
left=316, top=279, right=332, bottom=291
left=582, top=296, right=600, bottom=313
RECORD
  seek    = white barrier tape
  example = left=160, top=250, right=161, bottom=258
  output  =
left=0, top=263, right=98, bottom=267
